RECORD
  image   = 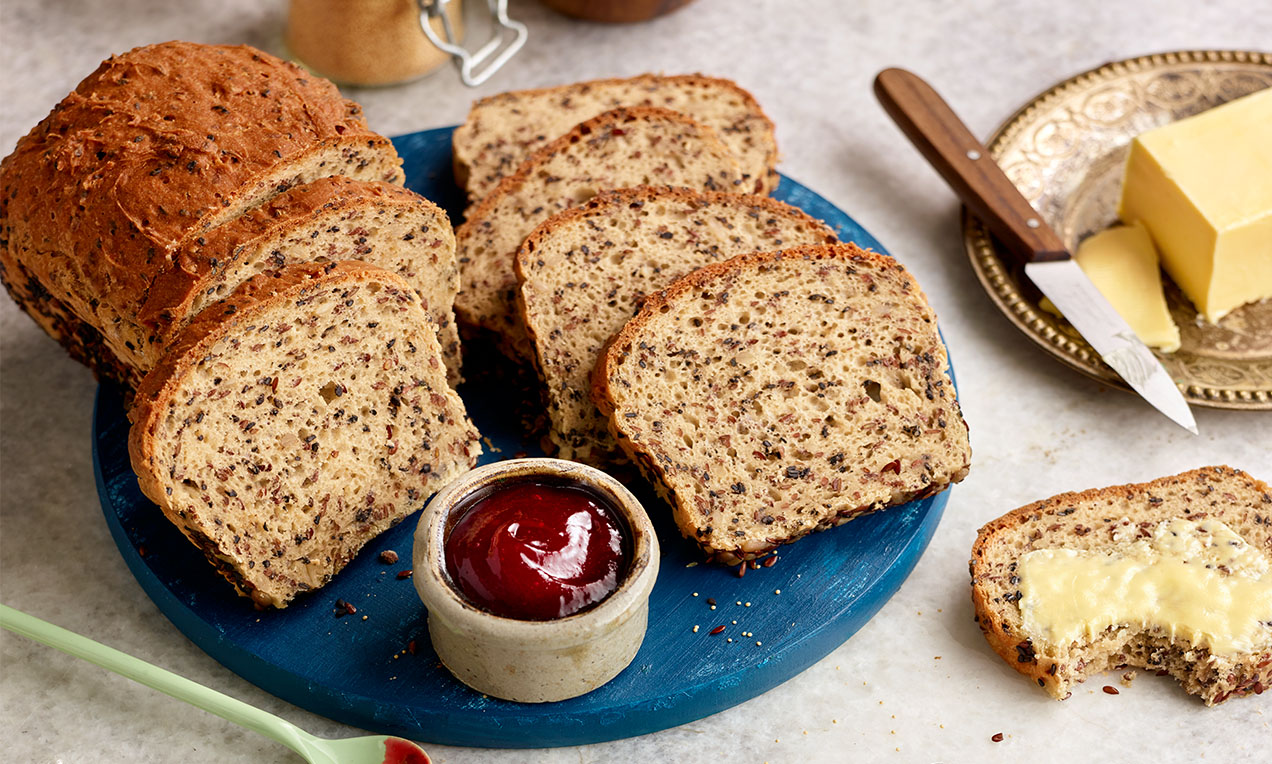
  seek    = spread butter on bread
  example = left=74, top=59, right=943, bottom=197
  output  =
left=971, top=466, right=1272, bottom=705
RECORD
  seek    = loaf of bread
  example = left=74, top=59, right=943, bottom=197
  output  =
left=140, top=176, right=463, bottom=387
left=516, top=187, right=838, bottom=464
left=129, top=261, right=481, bottom=608
left=593, top=242, right=971, bottom=562
left=454, top=106, right=742, bottom=354
left=452, top=74, right=779, bottom=206
left=0, top=42, right=404, bottom=385
left=971, top=466, right=1272, bottom=705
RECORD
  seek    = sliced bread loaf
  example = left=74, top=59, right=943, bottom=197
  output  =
left=0, top=41, right=403, bottom=385
left=516, top=187, right=838, bottom=464
left=592, top=242, right=971, bottom=562
left=129, top=261, right=481, bottom=608
left=452, top=74, right=779, bottom=205
left=454, top=106, right=742, bottom=353
left=970, top=465, right=1272, bottom=705
left=140, top=176, right=463, bottom=387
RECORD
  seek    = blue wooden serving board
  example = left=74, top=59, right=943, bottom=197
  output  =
left=93, top=127, right=955, bottom=748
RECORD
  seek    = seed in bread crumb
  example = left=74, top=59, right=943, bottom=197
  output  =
left=991, top=733, right=1004, bottom=742
left=1121, top=671, right=1137, bottom=687
left=1103, top=685, right=1119, bottom=695
left=378, top=549, right=399, bottom=564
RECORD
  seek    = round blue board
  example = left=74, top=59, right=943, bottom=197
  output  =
left=94, top=127, right=954, bottom=748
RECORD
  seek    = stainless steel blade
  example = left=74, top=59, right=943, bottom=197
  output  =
left=1025, top=259, right=1197, bottom=433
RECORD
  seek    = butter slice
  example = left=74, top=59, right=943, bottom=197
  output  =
left=1018, top=518, right=1272, bottom=656
left=1072, top=222, right=1180, bottom=352
left=1118, top=87, right=1272, bottom=323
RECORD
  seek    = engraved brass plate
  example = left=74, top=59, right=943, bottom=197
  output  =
left=963, top=50, right=1272, bottom=409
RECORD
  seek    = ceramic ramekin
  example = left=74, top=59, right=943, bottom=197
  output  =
left=413, top=458, right=659, bottom=703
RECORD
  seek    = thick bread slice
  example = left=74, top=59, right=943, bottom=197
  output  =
left=516, top=187, right=838, bottom=464
left=593, top=242, right=971, bottom=562
left=129, top=261, right=481, bottom=608
left=141, top=176, right=463, bottom=387
left=0, top=41, right=403, bottom=384
left=454, top=106, right=742, bottom=353
left=453, top=74, right=778, bottom=205
left=970, top=466, right=1272, bottom=705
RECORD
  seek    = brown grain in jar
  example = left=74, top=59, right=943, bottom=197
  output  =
left=287, top=0, right=463, bottom=86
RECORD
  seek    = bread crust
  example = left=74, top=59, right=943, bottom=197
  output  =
left=453, top=73, right=779, bottom=204
left=969, top=465, right=1272, bottom=704
left=0, top=41, right=403, bottom=385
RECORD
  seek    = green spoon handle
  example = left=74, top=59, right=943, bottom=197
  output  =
left=0, top=603, right=310, bottom=757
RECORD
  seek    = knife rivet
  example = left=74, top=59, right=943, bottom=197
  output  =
left=966, top=149, right=981, bottom=160
left=1026, top=218, right=1040, bottom=229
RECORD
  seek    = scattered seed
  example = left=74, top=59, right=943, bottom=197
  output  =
left=763, top=555, right=778, bottom=568
left=1103, top=685, right=1120, bottom=695
left=727, top=638, right=733, bottom=643
left=706, top=597, right=717, bottom=606
left=710, top=625, right=726, bottom=635
left=991, top=733, right=1004, bottom=743
left=693, top=625, right=699, bottom=633
left=775, top=589, right=781, bottom=595
left=408, top=640, right=417, bottom=655
left=396, top=570, right=413, bottom=580
left=692, top=592, right=699, bottom=597
left=736, top=562, right=746, bottom=578
left=745, top=602, right=752, bottom=607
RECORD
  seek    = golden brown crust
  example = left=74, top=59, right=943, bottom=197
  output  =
left=969, top=465, right=1272, bottom=704
left=1, top=41, right=403, bottom=385
left=453, top=73, right=780, bottom=202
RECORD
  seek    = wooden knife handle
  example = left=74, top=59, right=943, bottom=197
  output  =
left=873, top=67, right=1069, bottom=263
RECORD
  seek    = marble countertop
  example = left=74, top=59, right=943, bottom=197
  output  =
left=2, top=1, right=1270, bottom=761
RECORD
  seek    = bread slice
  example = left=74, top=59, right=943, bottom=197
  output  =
left=140, top=176, right=463, bottom=387
left=0, top=41, right=403, bottom=385
left=454, top=106, right=742, bottom=354
left=452, top=74, right=778, bottom=205
left=970, top=466, right=1272, bottom=705
left=129, top=261, right=481, bottom=607
left=516, top=187, right=838, bottom=464
left=592, top=242, right=971, bottom=562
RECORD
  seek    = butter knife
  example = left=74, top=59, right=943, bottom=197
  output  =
left=873, top=67, right=1197, bottom=434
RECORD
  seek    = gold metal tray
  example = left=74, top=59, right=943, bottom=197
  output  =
left=963, top=50, right=1272, bottom=409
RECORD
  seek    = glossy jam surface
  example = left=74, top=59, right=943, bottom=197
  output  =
left=444, top=480, right=629, bottom=621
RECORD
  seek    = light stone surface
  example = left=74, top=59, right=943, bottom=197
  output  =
left=2, top=1, right=1271, bottom=762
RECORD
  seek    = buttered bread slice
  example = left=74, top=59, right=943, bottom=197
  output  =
left=971, top=466, right=1272, bottom=705
left=129, top=262, right=481, bottom=607
left=454, top=107, right=743, bottom=353
left=453, top=74, right=779, bottom=205
left=517, top=187, right=837, bottom=464
left=593, top=242, right=971, bottom=562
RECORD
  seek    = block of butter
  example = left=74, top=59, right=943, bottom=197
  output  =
left=1072, top=222, right=1180, bottom=352
left=1118, top=87, right=1272, bottom=323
